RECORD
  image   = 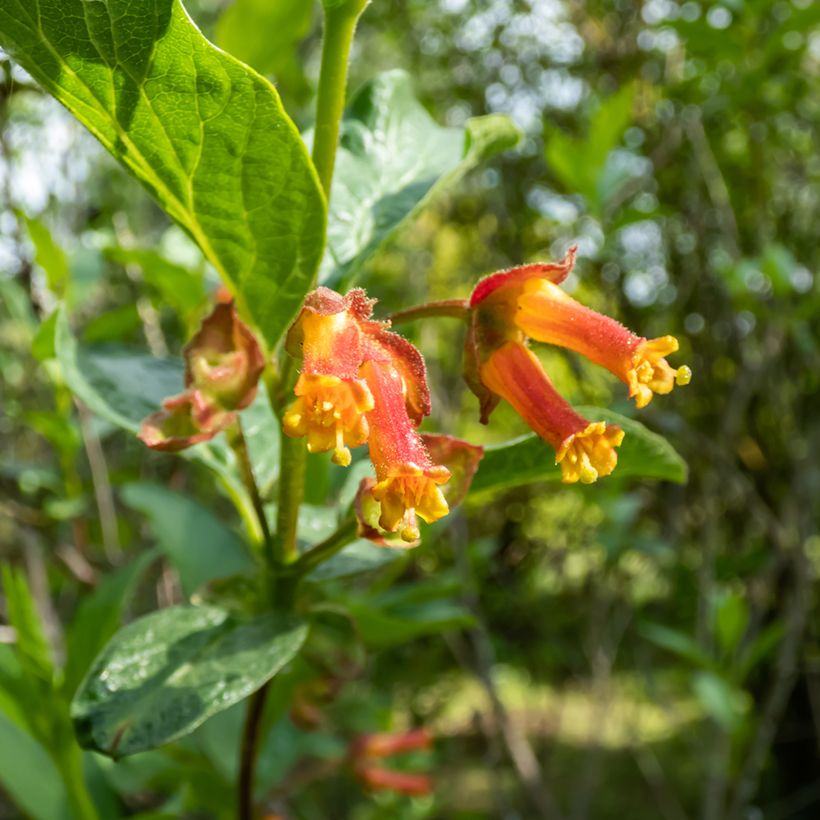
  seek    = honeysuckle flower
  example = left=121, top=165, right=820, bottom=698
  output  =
left=139, top=300, right=264, bottom=451
left=481, top=342, right=624, bottom=483
left=283, top=289, right=376, bottom=466
left=284, top=287, right=453, bottom=542
left=465, top=246, right=689, bottom=482
left=467, top=246, right=691, bottom=411
left=351, top=729, right=433, bottom=796
left=184, top=300, right=266, bottom=416
left=357, top=360, right=450, bottom=542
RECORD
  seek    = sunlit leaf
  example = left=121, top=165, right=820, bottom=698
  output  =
left=320, top=70, right=521, bottom=286
left=0, top=0, right=326, bottom=347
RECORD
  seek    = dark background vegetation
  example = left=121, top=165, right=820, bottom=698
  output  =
left=1, top=0, right=819, bottom=818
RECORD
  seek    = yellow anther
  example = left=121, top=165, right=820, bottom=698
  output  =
left=675, top=365, right=692, bottom=386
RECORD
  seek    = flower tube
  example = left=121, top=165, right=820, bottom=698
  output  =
left=481, top=341, right=623, bottom=483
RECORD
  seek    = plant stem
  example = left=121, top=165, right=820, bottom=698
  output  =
left=273, top=0, right=369, bottom=567
left=388, top=298, right=470, bottom=325
left=311, top=0, right=370, bottom=197
left=226, top=420, right=272, bottom=561
left=237, top=683, right=270, bottom=820
left=293, top=517, right=358, bottom=576
left=273, top=435, right=307, bottom=566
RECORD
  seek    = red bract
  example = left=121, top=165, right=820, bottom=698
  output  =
left=139, top=301, right=264, bottom=451
left=466, top=247, right=691, bottom=483
left=283, top=287, right=452, bottom=543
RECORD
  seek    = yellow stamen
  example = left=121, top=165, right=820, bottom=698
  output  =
left=371, top=463, right=450, bottom=541
left=283, top=373, right=373, bottom=463
left=556, top=422, right=624, bottom=484
left=627, top=336, right=691, bottom=408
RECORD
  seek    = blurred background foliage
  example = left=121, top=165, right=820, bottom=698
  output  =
left=1, top=0, right=819, bottom=818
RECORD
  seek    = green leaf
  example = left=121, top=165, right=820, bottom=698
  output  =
left=0, top=0, right=326, bottom=348
left=692, top=671, right=748, bottom=732
left=71, top=606, right=307, bottom=757
left=120, top=482, right=254, bottom=595
left=81, top=304, right=143, bottom=344
left=0, top=712, right=71, bottom=820
left=1, top=565, right=54, bottom=685
left=22, top=214, right=70, bottom=298
left=713, top=590, right=749, bottom=657
left=468, top=406, right=688, bottom=497
left=640, top=622, right=712, bottom=669
left=216, top=0, right=313, bottom=97
left=307, top=540, right=402, bottom=581
left=348, top=599, right=475, bottom=648
left=55, top=308, right=184, bottom=434
left=63, top=551, right=158, bottom=697
left=320, top=70, right=521, bottom=286
left=103, top=247, right=206, bottom=327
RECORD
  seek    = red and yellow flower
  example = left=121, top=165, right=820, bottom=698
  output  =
left=466, top=247, right=690, bottom=482
left=139, top=300, right=265, bottom=451
left=283, top=287, right=452, bottom=542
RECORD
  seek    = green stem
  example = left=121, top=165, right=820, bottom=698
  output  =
left=311, top=0, right=370, bottom=197
left=273, top=435, right=307, bottom=566
left=293, top=517, right=358, bottom=576
left=273, top=0, right=369, bottom=567
left=227, top=420, right=272, bottom=562
left=388, top=299, right=470, bottom=325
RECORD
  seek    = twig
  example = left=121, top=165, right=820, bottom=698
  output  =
left=725, top=535, right=813, bottom=820
left=75, top=399, right=122, bottom=560
left=238, top=683, right=270, bottom=820
left=388, top=299, right=469, bottom=325
left=449, top=515, right=563, bottom=820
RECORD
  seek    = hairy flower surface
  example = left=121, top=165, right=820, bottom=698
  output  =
left=465, top=247, right=688, bottom=481
left=285, top=288, right=453, bottom=542
left=482, top=342, right=623, bottom=483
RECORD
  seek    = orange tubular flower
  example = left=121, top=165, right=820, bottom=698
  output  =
left=469, top=246, right=691, bottom=410
left=351, top=729, right=433, bottom=797
left=465, top=246, right=689, bottom=482
left=481, top=342, right=623, bottom=484
left=284, top=288, right=453, bottom=542
left=360, top=360, right=450, bottom=542
left=283, top=289, right=376, bottom=466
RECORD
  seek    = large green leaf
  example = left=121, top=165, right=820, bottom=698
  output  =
left=0, top=0, right=326, bottom=347
left=71, top=605, right=307, bottom=757
left=120, top=482, right=254, bottom=595
left=320, top=70, right=521, bottom=286
left=468, top=407, right=687, bottom=497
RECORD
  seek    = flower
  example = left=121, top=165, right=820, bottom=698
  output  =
left=481, top=342, right=623, bottom=483
left=359, top=360, right=450, bottom=542
left=351, top=729, right=433, bottom=797
left=465, top=247, right=689, bottom=481
left=283, top=287, right=452, bottom=542
left=139, top=301, right=264, bottom=451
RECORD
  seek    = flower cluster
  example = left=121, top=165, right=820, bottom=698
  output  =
left=139, top=299, right=264, bottom=451
left=464, top=247, right=690, bottom=483
left=282, top=288, right=460, bottom=543
left=140, top=248, right=690, bottom=544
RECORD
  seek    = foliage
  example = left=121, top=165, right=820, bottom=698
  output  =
left=1, top=0, right=818, bottom=818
